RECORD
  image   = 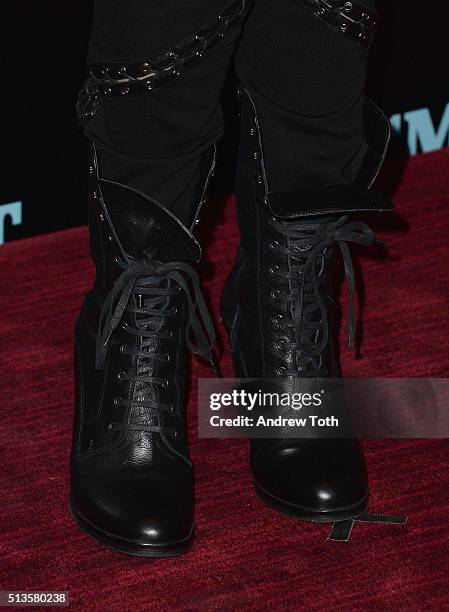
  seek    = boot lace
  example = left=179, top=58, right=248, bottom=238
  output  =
left=268, top=215, right=379, bottom=376
left=95, top=255, right=216, bottom=435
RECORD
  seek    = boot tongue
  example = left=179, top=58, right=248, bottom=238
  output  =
left=99, top=179, right=201, bottom=263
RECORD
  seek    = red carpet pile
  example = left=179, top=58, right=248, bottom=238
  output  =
left=1, top=149, right=449, bottom=610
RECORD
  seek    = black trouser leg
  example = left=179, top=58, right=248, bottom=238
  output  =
left=235, top=0, right=378, bottom=191
left=82, top=0, right=245, bottom=226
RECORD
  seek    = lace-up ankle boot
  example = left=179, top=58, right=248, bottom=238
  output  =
left=70, top=144, right=216, bottom=556
left=221, top=89, right=393, bottom=522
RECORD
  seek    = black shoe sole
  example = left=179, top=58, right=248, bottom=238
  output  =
left=69, top=502, right=194, bottom=557
left=255, top=481, right=368, bottom=523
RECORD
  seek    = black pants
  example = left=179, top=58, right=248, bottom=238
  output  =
left=83, top=0, right=377, bottom=225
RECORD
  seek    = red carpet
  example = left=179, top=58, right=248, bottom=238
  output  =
left=1, top=149, right=449, bottom=610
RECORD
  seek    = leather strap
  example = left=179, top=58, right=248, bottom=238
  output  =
left=77, top=0, right=248, bottom=122
left=296, top=0, right=377, bottom=48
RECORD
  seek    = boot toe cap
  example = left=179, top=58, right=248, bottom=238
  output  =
left=252, top=439, right=368, bottom=521
left=71, top=461, right=194, bottom=555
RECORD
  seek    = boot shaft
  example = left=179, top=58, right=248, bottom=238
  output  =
left=221, top=88, right=392, bottom=378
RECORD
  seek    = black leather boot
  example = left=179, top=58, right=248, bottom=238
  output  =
left=221, top=89, right=392, bottom=522
left=70, top=144, right=216, bottom=556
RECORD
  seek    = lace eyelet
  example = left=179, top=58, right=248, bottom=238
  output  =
left=167, top=330, right=173, bottom=339
left=168, top=404, right=174, bottom=414
left=269, top=265, right=279, bottom=275
left=162, top=379, right=169, bottom=388
left=119, top=344, right=127, bottom=353
left=172, top=307, right=178, bottom=315
left=269, top=240, right=279, bottom=251
left=117, top=371, right=126, bottom=381
left=163, top=354, right=170, bottom=363
left=273, top=314, right=283, bottom=325
left=271, top=289, right=281, bottom=300
left=172, top=429, right=179, bottom=438
left=276, top=339, right=286, bottom=350
left=276, top=367, right=287, bottom=376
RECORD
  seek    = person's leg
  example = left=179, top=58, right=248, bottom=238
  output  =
left=234, top=0, right=381, bottom=192
left=222, top=0, right=392, bottom=522
left=71, top=0, right=247, bottom=556
left=81, top=0, right=245, bottom=225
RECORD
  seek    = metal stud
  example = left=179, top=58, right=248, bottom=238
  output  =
left=253, top=152, right=259, bottom=160
left=257, top=175, right=263, bottom=185
left=250, top=128, right=255, bottom=136
left=99, top=212, right=104, bottom=222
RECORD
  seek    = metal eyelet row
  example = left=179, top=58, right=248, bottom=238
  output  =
left=297, top=0, right=377, bottom=48
left=77, top=0, right=247, bottom=121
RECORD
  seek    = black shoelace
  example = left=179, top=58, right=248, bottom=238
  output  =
left=269, top=215, right=378, bottom=375
left=95, top=255, right=216, bottom=435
